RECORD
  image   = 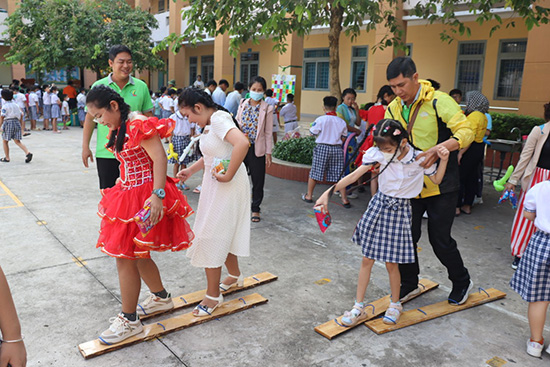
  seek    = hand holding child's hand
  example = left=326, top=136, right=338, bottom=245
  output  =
left=177, top=168, right=192, bottom=181
left=437, top=146, right=450, bottom=161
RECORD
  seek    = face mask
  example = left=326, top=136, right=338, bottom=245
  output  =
left=249, top=91, right=264, bottom=101
left=382, top=151, right=396, bottom=163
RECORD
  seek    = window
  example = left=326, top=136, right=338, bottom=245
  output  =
left=240, top=52, right=259, bottom=86
left=189, top=57, right=197, bottom=85
left=455, top=41, right=485, bottom=99
left=201, top=55, right=214, bottom=82
left=303, top=48, right=330, bottom=90
left=350, top=46, right=368, bottom=92
left=158, top=0, right=165, bottom=13
left=495, top=39, right=527, bottom=100
left=406, top=43, right=413, bottom=57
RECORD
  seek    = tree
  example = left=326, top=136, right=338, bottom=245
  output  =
left=4, top=0, right=164, bottom=82
left=157, top=0, right=550, bottom=99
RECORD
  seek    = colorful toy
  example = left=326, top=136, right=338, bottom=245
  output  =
left=313, top=205, right=332, bottom=233
left=166, top=143, right=178, bottom=161
left=493, top=165, right=514, bottom=192
left=498, top=189, right=518, bottom=209
left=134, top=200, right=154, bottom=236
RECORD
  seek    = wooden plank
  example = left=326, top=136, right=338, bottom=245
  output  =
left=365, top=288, right=506, bottom=334
left=314, top=279, right=439, bottom=340
left=140, top=271, right=277, bottom=320
left=78, top=293, right=268, bottom=359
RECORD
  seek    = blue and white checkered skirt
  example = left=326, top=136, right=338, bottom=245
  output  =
left=2, top=118, right=22, bottom=141
left=169, top=135, right=193, bottom=165
left=510, top=231, right=550, bottom=302
left=51, top=104, right=60, bottom=119
left=352, top=191, right=415, bottom=264
left=43, top=104, right=51, bottom=119
left=29, top=106, right=38, bottom=120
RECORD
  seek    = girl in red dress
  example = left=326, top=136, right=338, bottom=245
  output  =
left=86, top=85, right=194, bottom=344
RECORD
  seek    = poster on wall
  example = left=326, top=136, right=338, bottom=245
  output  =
left=25, top=67, right=80, bottom=85
left=271, top=74, right=296, bottom=103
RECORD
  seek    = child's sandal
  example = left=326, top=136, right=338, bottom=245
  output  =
left=383, top=302, right=403, bottom=324
left=341, top=302, right=366, bottom=326
left=0, top=158, right=10, bottom=163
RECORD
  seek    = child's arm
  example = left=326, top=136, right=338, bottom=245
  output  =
left=0, top=265, right=27, bottom=367
left=524, top=211, right=536, bottom=221
left=140, top=135, right=167, bottom=226
left=213, top=128, right=249, bottom=183
left=428, top=146, right=450, bottom=185
left=315, top=164, right=372, bottom=210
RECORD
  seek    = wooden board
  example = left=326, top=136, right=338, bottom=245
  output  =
left=365, top=287, right=506, bottom=334
left=79, top=293, right=268, bottom=359
left=140, top=271, right=277, bottom=320
left=314, top=279, right=439, bottom=340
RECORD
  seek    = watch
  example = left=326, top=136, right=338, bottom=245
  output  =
left=152, top=188, right=166, bottom=199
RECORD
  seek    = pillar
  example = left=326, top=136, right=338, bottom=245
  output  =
left=517, top=0, right=550, bottom=117
left=7, top=0, right=24, bottom=81
left=214, top=33, right=234, bottom=86
left=167, top=0, right=186, bottom=88
left=134, top=0, right=152, bottom=85
left=278, top=33, right=304, bottom=118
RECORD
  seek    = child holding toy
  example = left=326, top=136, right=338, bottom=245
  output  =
left=176, top=87, right=250, bottom=317
left=169, top=109, right=196, bottom=191
left=301, top=96, right=349, bottom=207
left=315, top=119, right=450, bottom=326
left=510, top=179, right=550, bottom=358
left=86, top=85, right=194, bottom=344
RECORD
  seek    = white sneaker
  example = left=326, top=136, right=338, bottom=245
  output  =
left=473, top=196, right=483, bottom=206
left=136, top=293, right=174, bottom=316
left=347, top=193, right=358, bottom=199
left=527, top=339, right=544, bottom=357
left=546, top=343, right=550, bottom=355
left=99, top=314, right=143, bottom=345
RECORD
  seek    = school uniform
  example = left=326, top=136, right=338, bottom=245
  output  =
left=77, top=92, right=86, bottom=124
left=1, top=101, right=23, bottom=141
left=28, top=92, right=39, bottom=120
left=279, top=102, right=298, bottom=132
left=308, top=112, right=347, bottom=182
left=14, top=93, right=27, bottom=119
left=352, top=146, right=437, bottom=264
left=43, top=92, right=52, bottom=119
left=265, top=96, right=279, bottom=133
left=62, top=100, right=70, bottom=116
left=50, top=94, right=61, bottom=119
left=169, top=111, right=196, bottom=165
left=510, top=181, right=550, bottom=302
left=212, top=86, right=226, bottom=106
left=159, top=95, right=173, bottom=119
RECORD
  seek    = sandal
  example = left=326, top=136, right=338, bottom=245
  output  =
left=301, top=193, right=313, bottom=203
left=251, top=214, right=261, bottom=223
left=342, top=201, right=351, bottom=209
left=383, top=302, right=403, bottom=324
left=25, top=153, right=33, bottom=163
left=341, top=302, right=367, bottom=326
left=219, top=273, right=244, bottom=292
left=193, top=294, right=223, bottom=317
left=0, top=158, right=10, bottom=162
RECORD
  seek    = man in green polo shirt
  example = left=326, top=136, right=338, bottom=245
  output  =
left=81, top=45, right=153, bottom=189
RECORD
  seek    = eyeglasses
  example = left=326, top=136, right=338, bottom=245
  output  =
left=93, top=115, right=103, bottom=124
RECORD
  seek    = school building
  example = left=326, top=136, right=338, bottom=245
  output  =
left=1, top=0, right=549, bottom=118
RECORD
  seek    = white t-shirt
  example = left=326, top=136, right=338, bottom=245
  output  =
left=14, top=93, right=26, bottom=110
left=1, top=100, right=22, bottom=120
left=524, top=180, right=550, bottom=233
left=50, top=93, right=60, bottom=106
left=159, top=95, right=172, bottom=111
left=309, top=114, right=347, bottom=145
left=362, top=145, right=437, bottom=199
left=62, top=100, right=70, bottom=115
left=193, top=80, right=205, bottom=89
left=212, top=87, right=226, bottom=106
left=170, top=111, right=195, bottom=136
left=204, top=88, right=212, bottom=96
left=28, top=92, right=39, bottom=107
left=77, top=93, right=86, bottom=108
left=43, top=92, right=52, bottom=105
left=280, top=102, right=297, bottom=122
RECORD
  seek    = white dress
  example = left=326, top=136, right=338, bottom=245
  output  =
left=186, top=111, right=251, bottom=267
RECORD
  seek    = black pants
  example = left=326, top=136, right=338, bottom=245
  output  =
left=457, top=142, right=485, bottom=207
left=96, top=158, right=120, bottom=189
left=243, top=145, right=265, bottom=213
left=399, top=191, right=470, bottom=289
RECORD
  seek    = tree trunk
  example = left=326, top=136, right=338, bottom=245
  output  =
left=328, top=3, right=344, bottom=101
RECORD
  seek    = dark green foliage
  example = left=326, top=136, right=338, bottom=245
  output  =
left=489, top=112, right=545, bottom=140
left=273, top=136, right=317, bottom=165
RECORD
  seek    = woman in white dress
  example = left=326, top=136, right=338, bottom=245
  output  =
left=177, top=88, right=251, bottom=316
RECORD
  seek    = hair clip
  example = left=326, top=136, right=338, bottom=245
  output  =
left=393, top=130, right=401, bottom=136
left=383, top=127, right=389, bottom=133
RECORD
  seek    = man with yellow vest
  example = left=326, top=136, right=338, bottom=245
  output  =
left=384, top=57, right=475, bottom=306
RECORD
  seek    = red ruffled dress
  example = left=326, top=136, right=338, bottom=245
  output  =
left=97, top=117, right=194, bottom=259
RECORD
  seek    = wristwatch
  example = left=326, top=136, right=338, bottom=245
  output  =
left=152, top=188, right=166, bottom=199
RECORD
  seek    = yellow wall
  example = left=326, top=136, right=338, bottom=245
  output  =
left=406, top=19, right=528, bottom=111
left=183, top=43, right=215, bottom=86
left=234, top=39, right=280, bottom=87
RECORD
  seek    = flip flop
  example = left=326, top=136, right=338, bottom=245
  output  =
left=0, top=158, right=10, bottom=162
left=301, top=193, right=313, bottom=203
left=251, top=215, right=261, bottom=223
left=460, top=208, right=471, bottom=215
left=25, top=153, right=33, bottom=163
left=342, top=201, right=351, bottom=209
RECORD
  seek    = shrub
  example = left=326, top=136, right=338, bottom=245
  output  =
left=272, top=136, right=316, bottom=165
left=489, top=112, right=545, bottom=140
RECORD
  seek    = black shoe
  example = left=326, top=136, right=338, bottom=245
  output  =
left=512, top=256, right=520, bottom=270
left=448, top=280, right=474, bottom=305
left=399, top=284, right=421, bottom=303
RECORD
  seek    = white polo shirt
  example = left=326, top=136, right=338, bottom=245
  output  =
left=14, top=93, right=26, bottom=110
left=43, top=92, right=52, bottom=105
left=170, top=111, right=195, bottom=136
left=280, top=102, right=297, bottom=122
left=362, top=145, right=437, bottom=199
left=1, top=100, right=22, bottom=120
left=28, top=92, right=39, bottom=107
left=524, top=180, right=550, bottom=233
left=309, top=114, right=347, bottom=145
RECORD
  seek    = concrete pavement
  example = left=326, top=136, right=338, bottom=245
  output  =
left=0, top=126, right=547, bottom=367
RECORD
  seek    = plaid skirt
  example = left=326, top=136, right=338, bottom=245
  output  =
left=51, top=104, right=60, bottom=119
left=29, top=106, right=38, bottom=120
left=309, top=144, right=344, bottom=183
left=169, top=135, right=195, bottom=165
left=352, top=191, right=415, bottom=264
left=43, top=104, right=52, bottom=119
left=2, top=119, right=22, bottom=141
left=510, top=231, right=550, bottom=302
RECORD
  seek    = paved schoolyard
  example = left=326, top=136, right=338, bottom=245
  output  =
left=0, top=126, right=547, bottom=367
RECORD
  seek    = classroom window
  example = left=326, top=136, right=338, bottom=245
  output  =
left=240, top=52, right=259, bottom=86
left=455, top=41, right=485, bottom=99
left=158, top=0, right=165, bottom=13
left=201, top=55, right=214, bottom=82
left=303, top=48, right=329, bottom=90
left=495, top=39, right=527, bottom=100
left=350, top=46, right=368, bottom=92
left=189, top=57, right=197, bottom=85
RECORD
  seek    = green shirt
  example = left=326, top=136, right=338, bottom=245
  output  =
left=91, top=74, right=154, bottom=159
